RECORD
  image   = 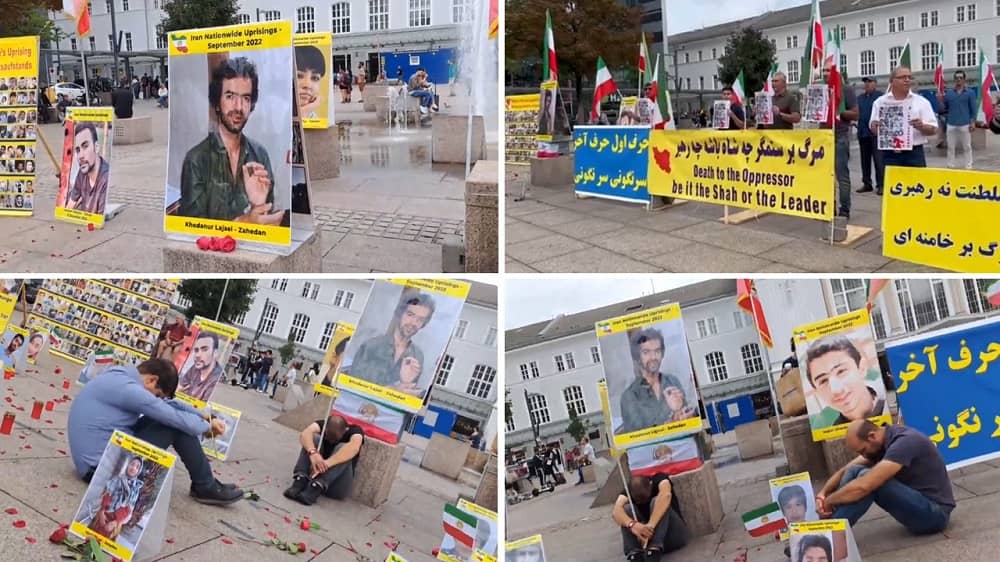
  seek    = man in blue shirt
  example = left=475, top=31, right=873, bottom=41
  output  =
left=856, top=77, right=884, bottom=194
left=67, top=359, right=243, bottom=505
left=936, top=70, right=977, bottom=169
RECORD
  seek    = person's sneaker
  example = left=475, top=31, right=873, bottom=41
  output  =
left=625, top=550, right=645, bottom=562
left=297, top=481, right=324, bottom=505
left=644, top=547, right=663, bottom=562
left=190, top=480, right=244, bottom=506
left=419, top=106, right=429, bottom=115
left=856, top=185, right=874, bottom=193
left=838, top=209, right=850, bottom=220
left=283, top=475, right=309, bottom=500
left=431, top=104, right=439, bottom=112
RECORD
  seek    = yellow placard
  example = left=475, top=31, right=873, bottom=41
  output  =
left=66, top=108, right=114, bottom=123
left=882, top=166, right=1000, bottom=272
left=472, top=553, right=497, bottom=562
left=810, top=413, right=891, bottom=441
left=505, top=534, right=543, bottom=551
left=191, top=317, right=241, bottom=340
left=0, top=36, right=40, bottom=217
left=458, top=498, right=497, bottom=522
left=505, top=93, right=540, bottom=112
left=789, top=519, right=848, bottom=534
left=312, top=383, right=338, bottom=397
left=318, top=322, right=355, bottom=391
left=57, top=107, right=115, bottom=228
left=0, top=293, right=16, bottom=332
left=0, top=36, right=39, bottom=75
left=163, top=215, right=292, bottom=245
left=613, top=416, right=703, bottom=448
left=336, top=373, right=423, bottom=411
left=598, top=381, right=618, bottom=457
left=202, top=401, right=241, bottom=460
left=389, top=278, right=471, bottom=299
left=293, top=32, right=333, bottom=129
left=595, top=303, right=681, bottom=336
left=70, top=522, right=135, bottom=561
left=768, top=471, right=812, bottom=488
left=536, top=81, right=558, bottom=142
left=168, top=21, right=292, bottom=56
left=646, top=129, right=835, bottom=220
left=792, top=308, right=871, bottom=343
left=386, top=554, right=408, bottom=562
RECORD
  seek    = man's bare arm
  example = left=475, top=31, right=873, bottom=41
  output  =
left=612, top=495, right=632, bottom=527
left=299, top=422, right=321, bottom=451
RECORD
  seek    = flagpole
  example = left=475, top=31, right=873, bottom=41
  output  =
left=744, top=280, right=788, bottom=467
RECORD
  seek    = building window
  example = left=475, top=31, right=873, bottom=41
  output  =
left=920, top=10, right=939, bottom=28
left=318, top=322, right=335, bottom=350
left=233, top=311, right=247, bottom=326
left=408, top=0, right=431, bottom=27
left=122, top=0, right=128, bottom=9
left=860, top=50, right=876, bottom=77
left=87, top=1, right=92, bottom=15
left=272, top=279, right=288, bottom=291
left=156, top=25, right=166, bottom=49
left=713, top=75, right=719, bottom=89
left=105, top=0, right=111, bottom=12
left=484, top=327, right=497, bottom=347
left=529, top=360, right=540, bottom=378
left=70, top=38, right=77, bottom=51
left=454, top=320, right=469, bottom=339
left=519, top=363, right=530, bottom=381
left=698, top=50, right=703, bottom=61
left=706, top=351, right=728, bottom=382
left=527, top=394, right=550, bottom=425
left=838, top=25, right=846, bottom=40
left=289, top=313, right=310, bottom=343
left=889, top=46, right=904, bottom=73
left=297, top=6, right=316, bottom=33
left=786, top=36, right=792, bottom=49
left=262, top=10, right=281, bottom=21
left=332, top=289, right=354, bottom=309
left=787, top=59, right=799, bottom=84
left=711, top=47, right=717, bottom=59
left=554, top=354, right=565, bottom=372
left=563, top=386, right=587, bottom=415
left=770, top=38, right=776, bottom=50
left=89, top=36, right=96, bottom=51
left=698, top=76, right=704, bottom=90
left=964, top=279, right=996, bottom=314
left=466, top=364, right=495, bottom=399
left=684, top=52, right=690, bottom=64
left=261, top=302, right=279, bottom=335
left=791, top=35, right=798, bottom=48
left=436, top=354, right=454, bottom=385
left=859, top=21, right=873, bottom=38
left=957, top=38, right=977, bottom=67
left=453, top=0, right=472, bottom=23
left=732, top=310, right=745, bottom=329
left=840, top=54, right=848, bottom=76
left=921, top=42, right=941, bottom=71
left=997, top=0, right=1000, bottom=16
left=301, top=282, right=320, bottom=300
left=506, top=403, right=515, bottom=432
left=554, top=353, right=574, bottom=372
left=238, top=13, right=251, bottom=24
left=895, top=279, right=950, bottom=332
left=741, top=343, right=765, bottom=375
left=830, top=279, right=867, bottom=314
left=565, top=351, right=575, bottom=369
left=369, top=0, right=389, bottom=31
left=685, top=77, right=691, bottom=90
left=997, top=34, right=1000, bottom=63
left=108, top=34, right=114, bottom=50
left=956, top=4, right=976, bottom=22
left=331, top=3, right=351, bottom=33
left=590, top=345, right=601, bottom=363
left=888, top=16, right=904, bottom=33
left=696, top=317, right=718, bottom=338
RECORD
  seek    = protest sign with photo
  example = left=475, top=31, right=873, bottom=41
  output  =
left=885, top=315, right=1000, bottom=469
left=876, top=101, right=912, bottom=151
left=769, top=472, right=818, bottom=540
left=754, top=92, right=774, bottom=126
left=200, top=401, right=241, bottom=460
left=293, top=33, right=334, bottom=129
left=882, top=167, right=1000, bottom=273
left=314, top=322, right=355, bottom=397
left=596, top=303, right=701, bottom=449
left=712, top=100, right=731, bottom=129
left=173, top=316, right=240, bottom=409
left=438, top=501, right=498, bottom=562
left=70, top=431, right=175, bottom=562
left=789, top=520, right=862, bottom=562
left=504, top=93, right=540, bottom=165
left=0, top=36, right=39, bottom=217
left=338, top=279, right=470, bottom=412
left=617, top=96, right=638, bottom=126
left=647, top=129, right=835, bottom=221
left=635, top=97, right=661, bottom=127
left=0, top=324, right=27, bottom=374
left=25, top=326, right=48, bottom=364
left=0, top=290, right=15, bottom=332
left=505, top=534, right=547, bottom=562
left=628, top=436, right=702, bottom=476
left=803, top=84, right=830, bottom=123
left=56, top=107, right=114, bottom=227
left=460, top=499, right=499, bottom=562
left=537, top=81, right=558, bottom=141
left=573, top=126, right=650, bottom=204
left=794, top=309, right=890, bottom=441
left=597, top=380, right=618, bottom=457
left=330, top=388, right=405, bottom=444
left=164, top=21, right=294, bottom=247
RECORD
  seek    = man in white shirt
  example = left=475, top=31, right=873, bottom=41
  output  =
left=869, top=66, right=938, bottom=188
left=575, top=437, right=597, bottom=485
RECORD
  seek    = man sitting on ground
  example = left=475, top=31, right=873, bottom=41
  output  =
left=408, top=68, right=438, bottom=115
left=67, top=359, right=243, bottom=505
left=612, top=474, right=689, bottom=562
left=817, top=419, right=955, bottom=534
left=283, top=414, right=364, bottom=505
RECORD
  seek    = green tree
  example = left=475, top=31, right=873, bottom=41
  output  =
left=505, top=0, right=641, bottom=121
left=717, top=27, right=777, bottom=97
left=177, top=280, right=256, bottom=325
left=278, top=334, right=296, bottom=366
left=160, top=0, right=239, bottom=33
left=566, top=407, right=588, bottom=442
left=0, top=0, right=63, bottom=42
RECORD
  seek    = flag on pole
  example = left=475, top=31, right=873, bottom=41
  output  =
left=742, top=503, right=787, bottom=537
left=799, top=0, right=823, bottom=86
left=736, top=279, right=773, bottom=348
left=591, top=56, right=618, bottom=121
left=731, top=70, right=746, bottom=106
left=867, top=279, right=890, bottom=311
left=94, top=348, right=115, bottom=366
left=763, top=63, right=778, bottom=94
left=488, top=0, right=498, bottom=40
left=934, top=44, right=946, bottom=95
left=986, top=280, right=1000, bottom=307
left=443, top=504, right=477, bottom=549
left=651, top=54, right=670, bottom=128
left=639, top=34, right=650, bottom=92
left=63, top=0, right=92, bottom=37
left=826, top=28, right=845, bottom=126
left=900, top=40, right=911, bottom=69
left=542, top=10, right=558, bottom=83
left=980, top=49, right=997, bottom=123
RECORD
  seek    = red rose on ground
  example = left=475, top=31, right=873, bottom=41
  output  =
left=297, top=542, right=306, bottom=552
left=196, top=237, right=212, bottom=251
left=87, top=223, right=95, bottom=232
left=220, top=236, right=236, bottom=253
left=299, top=518, right=310, bottom=530
left=49, top=526, right=68, bottom=543
left=209, top=237, right=224, bottom=251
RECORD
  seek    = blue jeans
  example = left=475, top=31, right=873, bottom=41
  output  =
left=410, top=89, right=434, bottom=108
left=857, top=136, right=884, bottom=190
left=835, top=133, right=851, bottom=214
left=255, top=370, right=269, bottom=391
left=878, top=145, right=926, bottom=189
left=832, top=465, right=952, bottom=534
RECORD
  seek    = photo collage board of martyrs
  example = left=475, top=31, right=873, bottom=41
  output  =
left=882, top=166, right=1000, bottom=273
left=27, top=279, right=178, bottom=368
left=0, top=36, right=39, bottom=217
left=437, top=499, right=499, bottom=562
left=56, top=107, right=115, bottom=227
left=769, top=471, right=819, bottom=540
left=170, top=315, right=240, bottom=409
left=788, top=520, right=862, bottom=562
left=293, top=33, right=334, bottom=129
left=313, top=322, right=355, bottom=397
left=712, top=100, right=731, bottom=130
left=164, top=20, right=295, bottom=248
left=803, top=84, right=830, bottom=124
left=573, top=126, right=651, bottom=205
left=70, top=430, right=176, bottom=562
left=596, top=303, right=702, bottom=450
left=754, top=92, right=774, bottom=126
left=199, top=401, right=242, bottom=461
left=504, top=93, right=540, bottom=165
left=793, top=308, right=891, bottom=442
left=336, top=278, right=472, bottom=414
left=505, top=534, right=547, bottom=562
left=876, top=99, right=913, bottom=151
left=885, top=315, right=1000, bottom=470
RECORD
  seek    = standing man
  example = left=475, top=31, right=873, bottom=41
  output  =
left=871, top=66, right=938, bottom=183
left=344, top=293, right=433, bottom=388
left=856, top=77, right=885, bottom=194
left=821, top=66, right=859, bottom=219
left=759, top=72, right=801, bottom=130
left=65, top=122, right=110, bottom=215
left=574, top=437, right=596, bottom=485
left=177, top=332, right=224, bottom=402
left=255, top=350, right=274, bottom=393
left=720, top=86, right=746, bottom=130
left=936, top=70, right=977, bottom=169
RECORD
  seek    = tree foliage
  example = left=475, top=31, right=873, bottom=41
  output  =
left=566, top=407, right=588, bottom=442
left=506, top=0, right=641, bottom=118
left=0, top=1, right=63, bottom=43
left=177, top=280, right=256, bottom=325
left=160, top=0, right=239, bottom=34
left=278, top=335, right=296, bottom=366
left=717, top=27, right=777, bottom=96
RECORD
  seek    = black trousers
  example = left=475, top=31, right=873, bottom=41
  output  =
left=858, top=136, right=883, bottom=189
left=620, top=505, right=689, bottom=555
left=292, top=436, right=356, bottom=499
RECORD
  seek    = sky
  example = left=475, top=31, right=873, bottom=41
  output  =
left=504, top=276, right=710, bottom=329
left=670, top=0, right=812, bottom=34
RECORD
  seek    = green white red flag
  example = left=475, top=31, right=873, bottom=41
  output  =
left=980, top=49, right=997, bottom=123
left=731, top=70, right=746, bottom=106
left=442, top=503, right=477, bottom=549
left=639, top=34, right=650, bottom=92
left=542, top=10, right=558, bottom=83
left=763, top=63, right=778, bottom=94
left=591, top=56, right=618, bottom=121
left=934, top=44, right=946, bottom=95
left=742, top=502, right=787, bottom=537
left=826, top=28, right=845, bottom=126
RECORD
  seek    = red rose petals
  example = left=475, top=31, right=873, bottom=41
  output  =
left=25, top=536, right=36, bottom=544
left=4, top=508, right=17, bottom=515
left=12, top=520, right=26, bottom=528
left=220, top=537, right=233, bottom=545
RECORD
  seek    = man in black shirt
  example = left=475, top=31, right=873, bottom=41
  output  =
left=283, top=414, right=364, bottom=505
left=817, top=419, right=955, bottom=534
left=111, top=81, right=134, bottom=119
left=612, top=474, right=689, bottom=561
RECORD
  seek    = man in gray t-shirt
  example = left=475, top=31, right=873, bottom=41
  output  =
left=817, top=420, right=955, bottom=535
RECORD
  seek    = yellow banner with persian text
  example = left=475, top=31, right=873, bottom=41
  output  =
left=168, top=21, right=292, bottom=56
